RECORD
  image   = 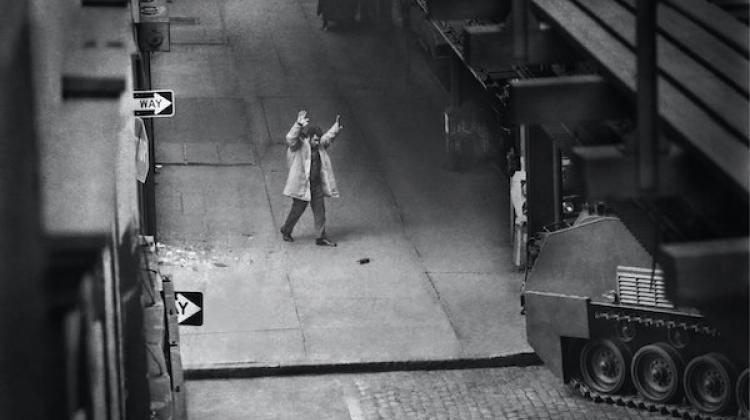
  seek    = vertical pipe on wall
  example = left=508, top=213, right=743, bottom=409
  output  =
left=551, top=140, right=561, bottom=223
left=0, top=9, right=48, bottom=419
left=512, top=0, right=528, bottom=62
left=519, top=125, right=527, bottom=172
left=450, top=54, right=462, bottom=107
left=140, top=52, right=157, bottom=238
left=636, top=0, right=658, bottom=192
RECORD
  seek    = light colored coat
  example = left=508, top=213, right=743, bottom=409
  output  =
left=283, top=121, right=342, bottom=201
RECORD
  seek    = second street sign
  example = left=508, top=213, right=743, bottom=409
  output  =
left=134, top=89, right=174, bottom=118
left=175, top=291, right=203, bottom=326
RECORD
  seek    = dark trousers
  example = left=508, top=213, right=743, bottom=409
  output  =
left=281, top=180, right=326, bottom=239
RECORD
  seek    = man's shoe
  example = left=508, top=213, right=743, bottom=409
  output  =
left=315, top=237, right=337, bottom=247
left=281, top=229, right=294, bottom=242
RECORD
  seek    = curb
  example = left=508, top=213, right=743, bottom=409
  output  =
left=184, top=352, right=543, bottom=380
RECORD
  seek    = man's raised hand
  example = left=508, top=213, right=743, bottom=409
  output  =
left=335, top=114, right=343, bottom=131
left=297, top=110, right=310, bottom=127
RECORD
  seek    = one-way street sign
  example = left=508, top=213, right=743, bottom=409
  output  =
left=134, top=89, right=174, bottom=118
left=175, top=291, right=203, bottom=326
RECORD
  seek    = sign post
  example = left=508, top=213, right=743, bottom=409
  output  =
left=134, top=89, right=175, bottom=118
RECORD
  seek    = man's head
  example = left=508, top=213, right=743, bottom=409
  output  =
left=300, top=125, right=323, bottom=141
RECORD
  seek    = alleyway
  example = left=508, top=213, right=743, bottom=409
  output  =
left=153, top=0, right=529, bottom=370
left=5, top=0, right=746, bottom=419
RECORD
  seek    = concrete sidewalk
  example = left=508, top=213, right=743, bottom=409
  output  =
left=152, top=0, right=531, bottom=373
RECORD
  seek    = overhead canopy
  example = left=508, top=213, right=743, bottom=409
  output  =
left=530, top=0, right=750, bottom=192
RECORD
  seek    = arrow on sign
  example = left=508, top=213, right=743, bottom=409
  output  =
left=152, top=92, right=172, bottom=114
left=175, top=292, right=202, bottom=325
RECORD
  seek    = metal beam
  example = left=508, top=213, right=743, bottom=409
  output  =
left=425, top=0, right=511, bottom=20
left=463, top=24, right=572, bottom=69
left=463, top=24, right=510, bottom=68
left=572, top=145, right=687, bottom=201
left=507, top=75, right=629, bottom=125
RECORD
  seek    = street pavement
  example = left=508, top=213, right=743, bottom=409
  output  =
left=185, top=367, right=674, bottom=420
left=152, top=0, right=531, bottom=371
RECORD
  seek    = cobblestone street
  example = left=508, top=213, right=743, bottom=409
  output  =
left=186, top=366, right=672, bottom=419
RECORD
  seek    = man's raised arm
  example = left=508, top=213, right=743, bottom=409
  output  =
left=321, top=115, right=343, bottom=148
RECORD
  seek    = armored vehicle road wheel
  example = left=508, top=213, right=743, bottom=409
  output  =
left=580, top=338, right=631, bottom=394
left=631, top=343, right=683, bottom=403
left=684, top=353, right=737, bottom=415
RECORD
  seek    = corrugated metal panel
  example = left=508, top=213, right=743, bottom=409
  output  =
left=617, top=265, right=675, bottom=308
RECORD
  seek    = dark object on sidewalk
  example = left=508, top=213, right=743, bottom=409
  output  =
left=281, top=228, right=294, bottom=242
left=357, top=257, right=370, bottom=264
left=318, top=0, right=357, bottom=30
left=316, top=237, right=337, bottom=247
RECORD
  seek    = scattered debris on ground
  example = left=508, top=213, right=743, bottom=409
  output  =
left=156, top=242, right=253, bottom=270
